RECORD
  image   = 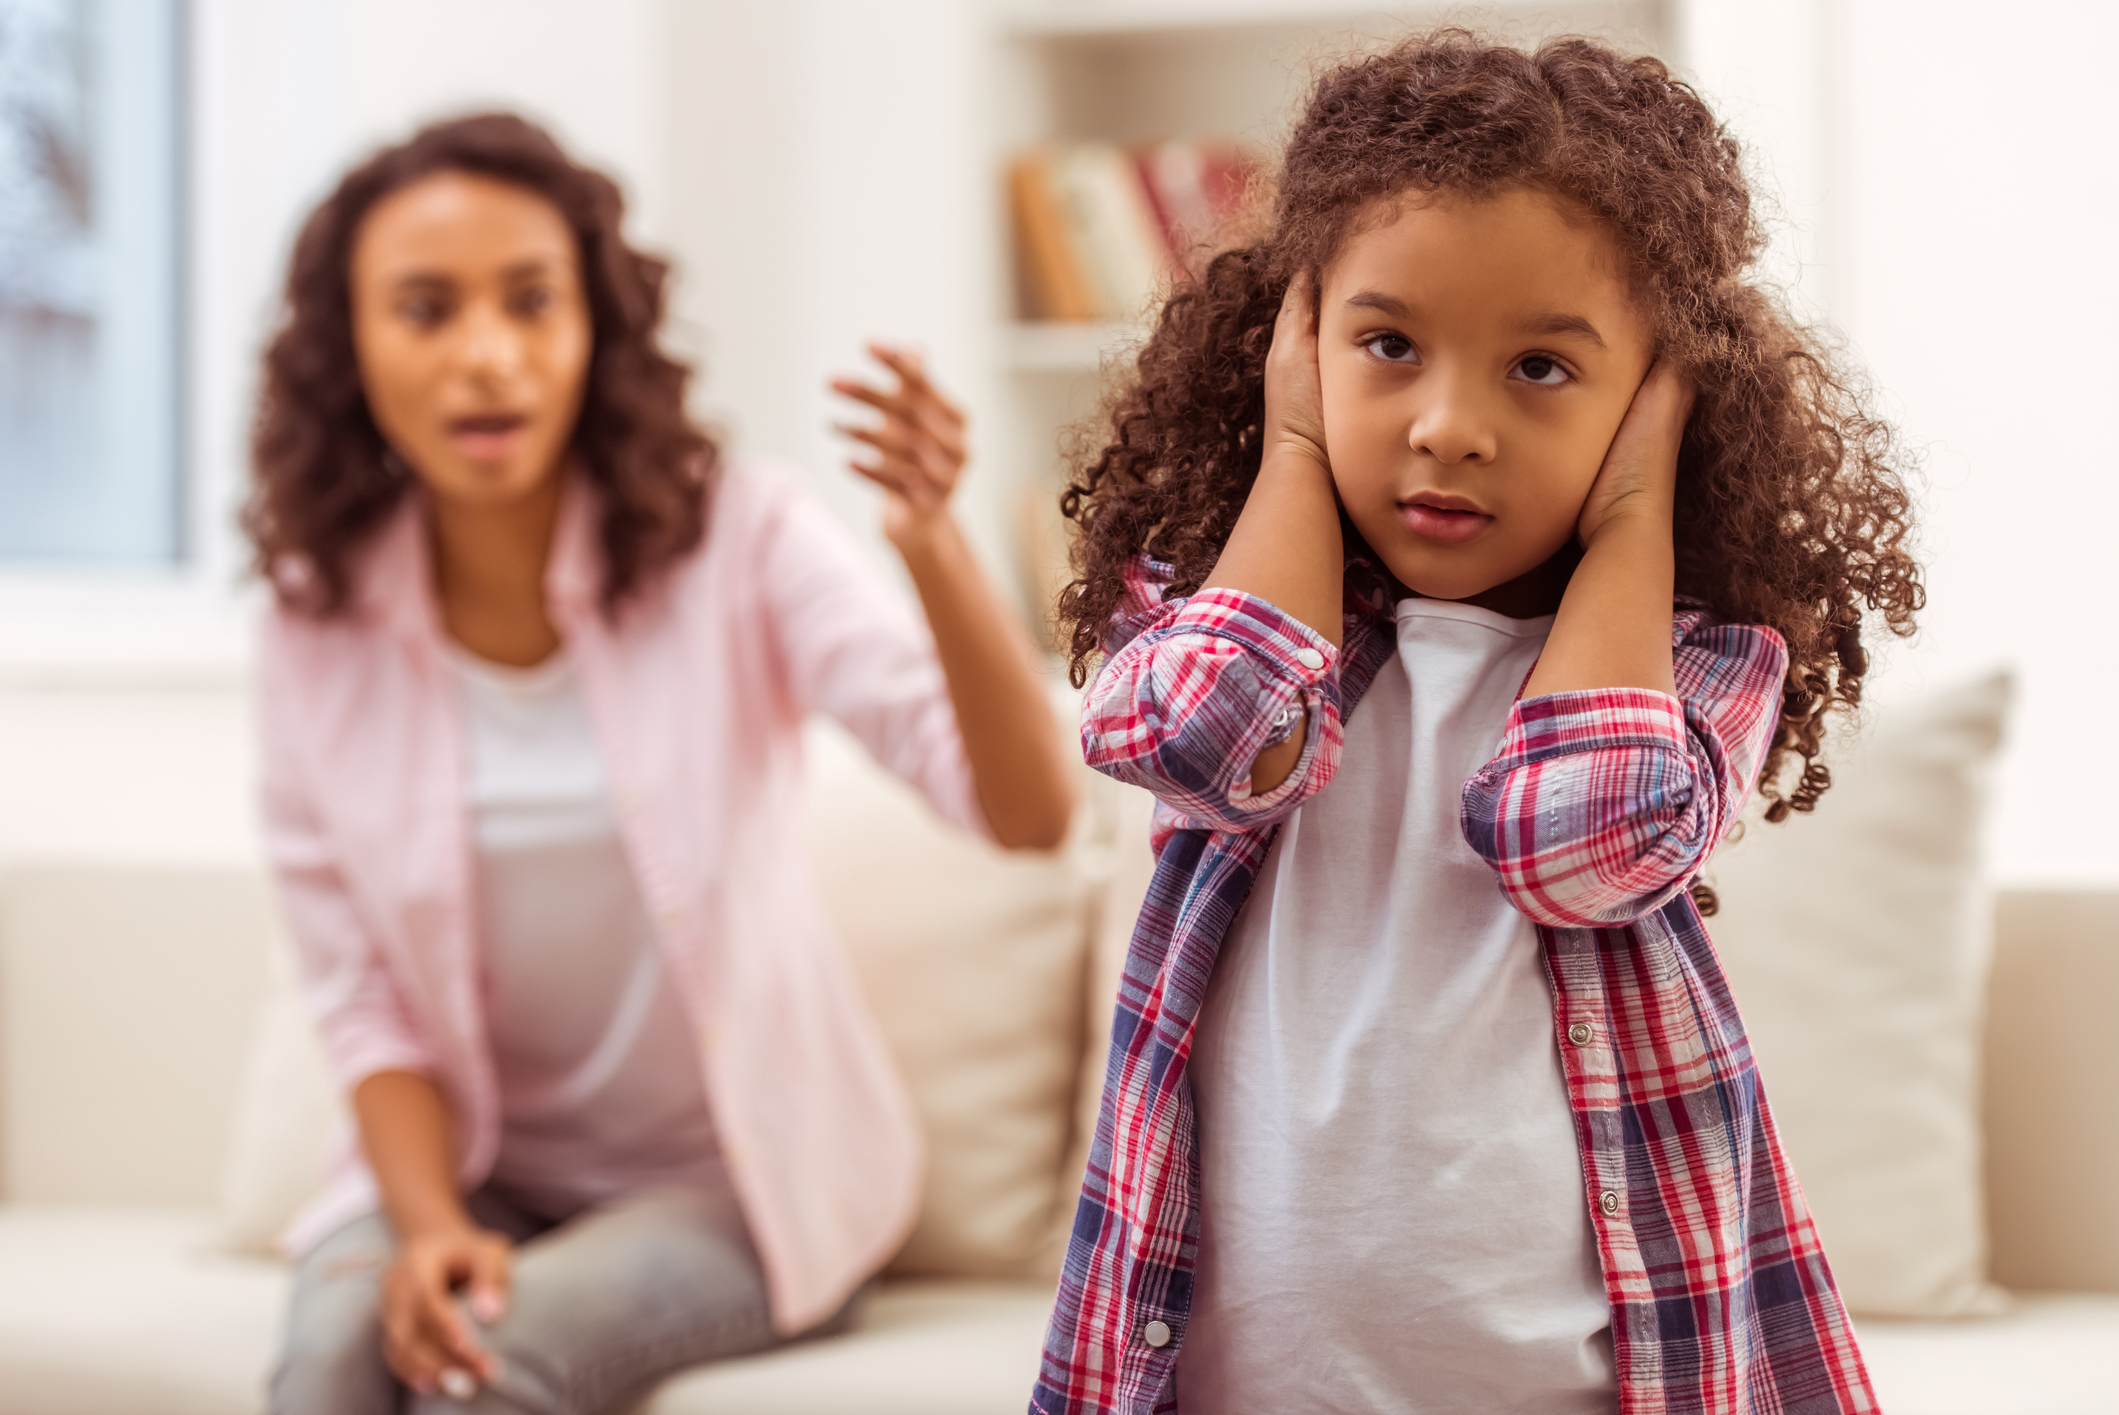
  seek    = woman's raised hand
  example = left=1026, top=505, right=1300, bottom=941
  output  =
left=1263, top=272, right=1330, bottom=475
left=831, top=344, right=968, bottom=555
left=1576, top=361, right=1693, bottom=550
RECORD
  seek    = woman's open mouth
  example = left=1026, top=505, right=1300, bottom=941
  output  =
left=1397, top=495, right=1493, bottom=546
left=448, top=412, right=530, bottom=462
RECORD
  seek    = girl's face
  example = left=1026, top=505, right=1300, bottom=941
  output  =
left=350, top=171, right=592, bottom=511
left=1316, top=187, right=1655, bottom=613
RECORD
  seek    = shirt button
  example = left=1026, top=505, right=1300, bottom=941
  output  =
left=1292, top=647, right=1325, bottom=670
left=1568, top=1022, right=1593, bottom=1047
left=1142, top=1319, right=1172, bottom=1348
left=1599, top=1190, right=1621, bottom=1216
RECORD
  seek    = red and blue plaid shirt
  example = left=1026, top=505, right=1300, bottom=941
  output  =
left=1031, top=558, right=1876, bottom=1415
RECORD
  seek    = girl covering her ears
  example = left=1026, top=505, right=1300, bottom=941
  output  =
left=246, top=114, right=1072, bottom=1414
left=1033, top=30, right=1918, bottom=1415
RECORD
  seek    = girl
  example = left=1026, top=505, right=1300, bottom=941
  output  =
left=1035, top=31, right=1918, bottom=1415
left=248, top=114, right=1073, bottom=1413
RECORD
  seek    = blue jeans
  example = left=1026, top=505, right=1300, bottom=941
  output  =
left=270, top=1184, right=847, bottom=1415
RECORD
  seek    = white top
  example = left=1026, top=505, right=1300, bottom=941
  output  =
left=1179, top=598, right=1616, bottom=1414
left=447, top=644, right=730, bottom=1220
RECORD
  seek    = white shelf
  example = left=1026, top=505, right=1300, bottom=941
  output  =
left=1006, top=321, right=1147, bottom=373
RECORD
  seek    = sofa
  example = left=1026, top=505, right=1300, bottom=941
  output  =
left=1, top=684, right=2115, bottom=1413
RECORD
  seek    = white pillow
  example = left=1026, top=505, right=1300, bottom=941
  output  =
left=799, top=715, right=1097, bottom=1280
left=216, top=951, right=343, bottom=1253
left=1704, top=669, right=2012, bottom=1317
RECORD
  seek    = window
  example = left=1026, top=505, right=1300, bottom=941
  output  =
left=0, top=0, right=183, bottom=563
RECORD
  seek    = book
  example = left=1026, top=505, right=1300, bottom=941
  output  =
left=1010, top=151, right=1096, bottom=322
left=1136, top=138, right=1254, bottom=279
left=1007, top=137, right=1256, bottom=322
left=1054, top=143, right=1168, bottom=322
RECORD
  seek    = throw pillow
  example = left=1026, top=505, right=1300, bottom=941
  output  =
left=1704, top=669, right=2012, bottom=1317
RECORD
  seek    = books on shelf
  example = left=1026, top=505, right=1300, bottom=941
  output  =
left=1010, top=138, right=1255, bottom=323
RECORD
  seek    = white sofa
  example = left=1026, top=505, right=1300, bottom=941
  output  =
left=1, top=723, right=2115, bottom=1413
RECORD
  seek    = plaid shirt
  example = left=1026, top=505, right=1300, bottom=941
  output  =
left=1031, top=558, right=1876, bottom=1415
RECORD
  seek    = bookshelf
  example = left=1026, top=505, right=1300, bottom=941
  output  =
left=979, top=2, right=1673, bottom=628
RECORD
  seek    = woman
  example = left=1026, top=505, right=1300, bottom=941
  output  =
left=247, top=114, right=1073, bottom=1413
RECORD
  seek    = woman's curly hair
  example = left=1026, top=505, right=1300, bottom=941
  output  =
left=1058, top=29, right=1921, bottom=822
left=244, top=112, right=714, bottom=616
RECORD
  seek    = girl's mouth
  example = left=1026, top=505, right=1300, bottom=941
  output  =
left=448, top=412, right=530, bottom=462
left=1398, top=495, right=1493, bottom=545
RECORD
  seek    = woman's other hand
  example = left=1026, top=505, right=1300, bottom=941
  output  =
left=380, top=1223, right=511, bottom=1396
left=831, top=344, right=967, bottom=556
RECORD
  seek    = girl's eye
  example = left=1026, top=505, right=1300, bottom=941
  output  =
left=1362, top=333, right=1419, bottom=364
left=1512, top=354, right=1571, bottom=387
left=510, top=286, right=554, bottom=318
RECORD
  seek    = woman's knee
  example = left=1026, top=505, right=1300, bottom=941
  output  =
left=270, top=1217, right=398, bottom=1415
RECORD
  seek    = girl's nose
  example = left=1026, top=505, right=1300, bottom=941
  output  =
left=1406, top=377, right=1499, bottom=465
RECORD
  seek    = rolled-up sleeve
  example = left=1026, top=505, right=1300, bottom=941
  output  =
left=1082, top=574, right=1345, bottom=833
left=258, top=619, right=437, bottom=1090
left=1459, top=618, right=1787, bottom=929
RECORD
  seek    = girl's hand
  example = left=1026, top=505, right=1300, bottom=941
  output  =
left=831, top=344, right=968, bottom=557
left=1263, top=272, right=1330, bottom=474
left=379, top=1223, right=511, bottom=1396
left=1576, top=361, right=1693, bottom=548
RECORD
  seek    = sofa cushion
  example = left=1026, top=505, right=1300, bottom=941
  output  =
left=798, top=715, right=1096, bottom=1279
left=1705, top=670, right=2011, bottom=1317
left=649, top=1279, right=1053, bottom=1414
left=0, top=867, right=278, bottom=1206
left=1855, top=1292, right=2119, bottom=1415
left=0, top=1206, right=284, bottom=1415
left=6, top=1203, right=2113, bottom=1415
left=0, top=1204, right=1052, bottom=1415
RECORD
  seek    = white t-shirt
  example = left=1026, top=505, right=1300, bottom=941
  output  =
left=447, top=644, right=731, bottom=1220
left=1178, top=597, right=1617, bottom=1414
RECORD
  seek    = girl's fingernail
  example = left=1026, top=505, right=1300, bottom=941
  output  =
left=439, top=1366, right=478, bottom=1401
left=471, top=1290, right=503, bottom=1323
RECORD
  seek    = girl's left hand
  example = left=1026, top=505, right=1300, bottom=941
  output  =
left=831, top=344, right=968, bottom=556
left=1576, top=361, right=1694, bottom=549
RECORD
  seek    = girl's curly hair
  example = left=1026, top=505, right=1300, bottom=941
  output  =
left=1058, top=29, right=1921, bottom=822
left=244, top=112, right=714, bottom=616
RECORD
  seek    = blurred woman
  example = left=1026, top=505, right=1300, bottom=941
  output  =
left=245, top=113, right=1072, bottom=1414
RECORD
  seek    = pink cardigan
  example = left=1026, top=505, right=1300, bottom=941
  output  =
left=258, top=461, right=987, bottom=1334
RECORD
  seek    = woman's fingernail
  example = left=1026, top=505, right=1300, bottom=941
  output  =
left=471, top=1290, right=503, bottom=1323
left=438, top=1366, right=478, bottom=1401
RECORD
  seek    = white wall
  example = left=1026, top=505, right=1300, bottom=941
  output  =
left=1683, top=0, right=2119, bottom=884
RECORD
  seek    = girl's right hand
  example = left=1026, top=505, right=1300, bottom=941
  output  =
left=1263, top=272, right=1330, bottom=475
left=380, top=1223, right=512, bottom=1395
